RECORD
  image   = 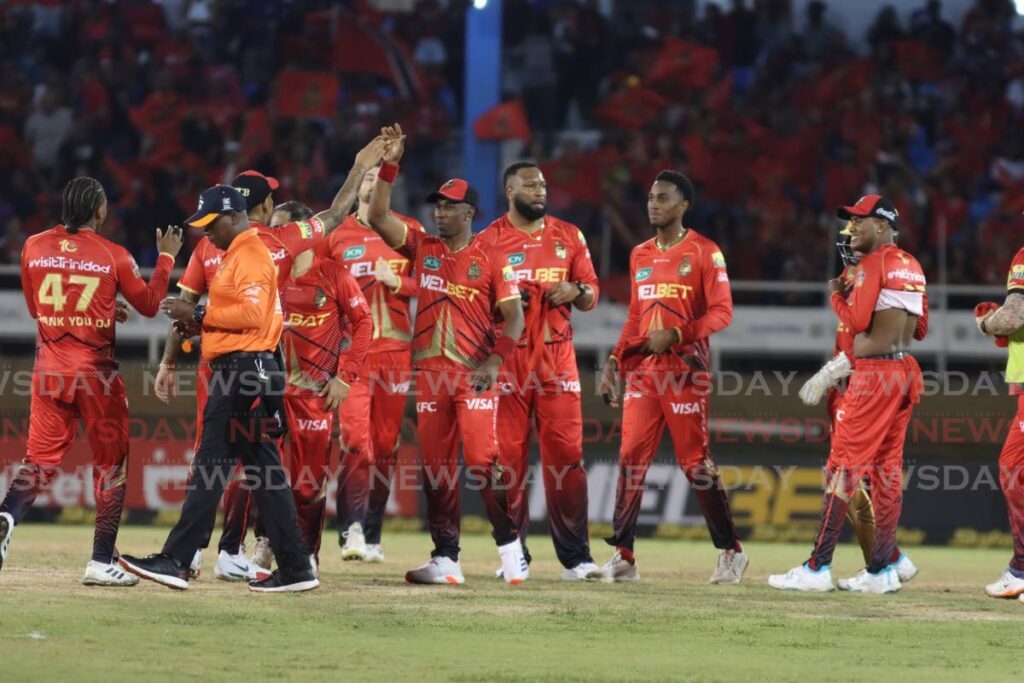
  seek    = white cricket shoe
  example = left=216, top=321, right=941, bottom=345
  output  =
left=710, top=549, right=749, bottom=585
left=364, top=544, right=385, bottom=563
left=214, top=550, right=269, bottom=582
left=837, top=566, right=901, bottom=594
left=0, top=511, right=13, bottom=572
left=498, top=538, right=529, bottom=585
left=768, top=563, right=835, bottom=592
left=602, top=550, right=640, bottom=583
left=985, top=569, right=1024, bottom=598
left=341, top=523, right=367, bottom=561
left=405, top=556, right=465, bottom=585
left=83, top=560, right=139, bottom=586
left=189, top=549, right=202, bottom=579
left=562, top=561, right=612, bottom=582
left=250, top=536, right=272, bottom=571
left=310, top=555, right=318, bottom=579
left=892, top=553, right=918, bottom=583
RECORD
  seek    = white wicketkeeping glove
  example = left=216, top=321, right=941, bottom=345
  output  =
left=798, top=352, right=852, bottom=406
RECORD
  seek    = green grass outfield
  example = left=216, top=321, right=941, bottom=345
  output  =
left=1, top=525, right=1022, bottom=683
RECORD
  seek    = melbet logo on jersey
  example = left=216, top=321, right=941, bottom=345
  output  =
left=59, top=239, right=77, bottom=253
left=638, top=283, right=694, bottom=301
left=423, top=256, right=442, bottom=271
left=420, top=273, right=481, bottom=302
left=343, top=245, right=366, bottom=261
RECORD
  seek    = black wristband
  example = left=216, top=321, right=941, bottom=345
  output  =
left=193, top=304, right=206, bottom=326
left=575, top=281, right=588, bottom=298
left=980, top=316, right=990, bottom=335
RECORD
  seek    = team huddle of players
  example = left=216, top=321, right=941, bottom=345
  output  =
left=2, top=124, right=1024, bottom=602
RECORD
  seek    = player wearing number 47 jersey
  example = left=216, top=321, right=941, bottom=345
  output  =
left=0, top=177, right=182, bottom=586
left=599, top=171, right=747, bottom=585
left=367, top=124, right=528, bottom=586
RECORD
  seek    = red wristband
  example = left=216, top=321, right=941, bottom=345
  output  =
left=378, top=162, right=399, bottom=183
left=491, top=335, right=517, bottom=362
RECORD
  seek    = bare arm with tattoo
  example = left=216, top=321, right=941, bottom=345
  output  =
left=978, top=293, right=1024, bottom=336
left=312, top=136, right=388, bottom=237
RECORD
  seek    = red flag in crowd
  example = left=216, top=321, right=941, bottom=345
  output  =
left=647, top=38, right=719, bottom=90
left=540, top=147, right=621, bottom=206
left=274, top=71, right=339, bottom=119
left=595, top=86, right=668, bottom=129
left=474, top=100, right=532, bottom=141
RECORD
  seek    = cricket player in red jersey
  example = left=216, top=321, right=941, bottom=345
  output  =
left=367, top=126, right=527, bottom=585
left=153, top=137, right=387, bottom=580
left=0, top=177, right=182, bottom=585
left=477, top=161, right=605, bottom=581
left=598, top=171, right=747, bottom=584
left=770, top=195, right=926, bottom=594
left=798, top=221, right=923, bottom=582
left=275, top=202, right=373, bottom=571
left=314, top=162, right=423, bottom=563
left=975, top=233, right=1024, bottom=602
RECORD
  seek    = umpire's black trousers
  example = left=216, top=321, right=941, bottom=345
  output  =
left=163, top=351, right=309, bottom=571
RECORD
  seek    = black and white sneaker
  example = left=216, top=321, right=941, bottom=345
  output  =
left=248, top=568, right=320, bottom=593
left=119, top=553, right=190, bottom=591
left=0, top=512, right=13, bottom=572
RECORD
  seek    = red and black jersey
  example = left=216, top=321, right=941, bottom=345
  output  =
left=21, top=225, right=173, bottom=374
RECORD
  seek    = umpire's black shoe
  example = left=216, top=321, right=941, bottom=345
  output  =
left=248, top=568, right=320, bottom=593
left=119, top=553, right=190, bottom=591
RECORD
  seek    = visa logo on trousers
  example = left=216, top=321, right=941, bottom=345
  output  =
left=670, top=402, right=701, bottom=415
left=298, top=418, right=329, bottom=431
left=466, top=398, right=495, bottom=410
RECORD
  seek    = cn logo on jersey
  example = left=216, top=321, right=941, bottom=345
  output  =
left=343, top=246, right=366, bottom=260
left=508, top=252, right=526, bottom=267
left=670, top=402, right=701, bottom=415
left=423, top=256, right=442, bottom=271
left=416, top=401, right=438, bottom=413
left=466, top=398, right=495, bottom=411
left=298, top=418, right=329, bottom=431
left=59, top=239, right=77, bottom=253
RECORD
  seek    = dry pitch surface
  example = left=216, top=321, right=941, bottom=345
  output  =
left=1, top=525, right=1022, bottom=682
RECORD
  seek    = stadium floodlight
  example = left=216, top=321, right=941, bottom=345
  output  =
left=473, top=0, right=488, bottom=8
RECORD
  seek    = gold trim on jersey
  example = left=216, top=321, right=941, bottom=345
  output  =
left=283, top=336, right=324, bottom=391
left=412, top=304, right=482, bottom=369
left=371, top=287, right=412, bottom=342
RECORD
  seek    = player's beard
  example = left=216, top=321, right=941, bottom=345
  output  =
left=513, top=195, right=546, bottom=222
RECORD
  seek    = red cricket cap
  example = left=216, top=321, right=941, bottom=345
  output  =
left=425, top=178, right=479, bottom=210
left=836, top=194, right=900, bottom=228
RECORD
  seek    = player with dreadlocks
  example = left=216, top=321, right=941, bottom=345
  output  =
left=0, top=177, right=182, bottom=585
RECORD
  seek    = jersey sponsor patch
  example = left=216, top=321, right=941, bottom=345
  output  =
left=635, top=267, right=653, bottom=282
left=297, top=221, right=315, bottom=239
left=343, top=245, right=366, bottom=260
left=423, top=256, right=442, bottom=271
left=712, top=252, right=726, bottom=268
left=678, top=257, right=692, bottom=277
left=467, top=260, right=481, bottom=280
left=508, top=252, right=526, bottom=267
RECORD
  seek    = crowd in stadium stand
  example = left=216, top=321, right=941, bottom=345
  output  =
left=1, top=0, right=1023, bottom=299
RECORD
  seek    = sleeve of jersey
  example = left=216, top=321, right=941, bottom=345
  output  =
left=393, top=273, right=418, bottom=298
left=914, top=293, right=929, bottom=341
left=336, top=270, right=373, bottom=385
left=393, top=222, right=420, bottom=260
left=118, top=250, right=174, bottom=317
left=203, top=255, right=271, bottom=330
left=1008, top=250, right=1024, bottom=294
left=831, top=258, right=882, bottom=336
left=278, top=217, right=327, bottom=257
left=678, top=247, right=733, bottom=343
left=178, top=245, right=207, bottom=296
left=570, top=229, right=600, bottom=309
left=20, top=245, right=36, bottom=319
left=492, top=259, right=521, bottom=304
left=611, top=251, right=642, bottom=362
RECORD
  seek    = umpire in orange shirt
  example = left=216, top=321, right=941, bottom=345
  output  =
left=121, top=186, right=317, bottom=593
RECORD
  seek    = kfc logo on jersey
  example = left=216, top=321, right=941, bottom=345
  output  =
left=416, top=401, right=438, bottom=413
left=670, top=402, right=701, bottom=415
left=298, top=418, right=329, bottom=432
left=466, top=398, right=495, bottom=411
